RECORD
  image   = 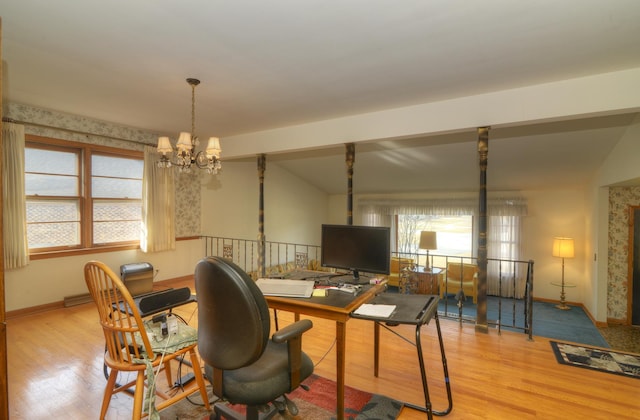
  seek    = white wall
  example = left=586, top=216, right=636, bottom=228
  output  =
left=4, top=239, right=201, bottom=312
left=521, top=188, right=590, bottom=303
left=200, top=160, right=329, bottom=245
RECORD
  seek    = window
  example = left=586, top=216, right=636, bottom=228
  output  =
left=25, top=137, right=143, bottom=253
left=397, top=214, right=474, bottom=267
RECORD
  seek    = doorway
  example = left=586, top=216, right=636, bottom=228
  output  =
left=628, top=206, right=640, bottom=325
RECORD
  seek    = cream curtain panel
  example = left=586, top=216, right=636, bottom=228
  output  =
left=2, top=123, right=29, bottom=269
left=141, top=146, right=176, bottom=253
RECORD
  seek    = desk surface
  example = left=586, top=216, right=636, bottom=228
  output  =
left=264, top=282, right=385, bottom=321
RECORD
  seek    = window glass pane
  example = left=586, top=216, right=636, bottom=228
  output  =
left=27, top=200, right=80, bottom=223
left=430, top=216, right=472, bottom=258
left=26, top=173, right=79, bottom=196
left=25, top=148, right=79, bottom=175
left=92, top=154, right=143, bottom=178
left=93, top=200, right=141, bottom=245
left=93, top=201, right=141, bottom=221
left=92, top=178, right=142, bottom=199
left=398, top=214, right=472, bottom=267
left=94, top=221, right=140, bottom=244
left=26, top=198, right=81, bottom=249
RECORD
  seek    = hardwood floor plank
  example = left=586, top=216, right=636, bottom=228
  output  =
left=6, top=281, right=640, bottom=419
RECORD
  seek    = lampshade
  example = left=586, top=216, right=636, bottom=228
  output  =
left=552, top=237, right=574, bottom=258
left=419, top=231, right=438, bottom=250
left=206, top=137, right=221, bottom=158
left=157, top=136, right=173, bottom=155
left=176, top=131, right=193, bottom=151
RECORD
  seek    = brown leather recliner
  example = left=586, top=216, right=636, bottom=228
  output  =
left=195, top=256, right=314, bottom=419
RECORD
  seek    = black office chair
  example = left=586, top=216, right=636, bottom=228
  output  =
left=195, top=256, right=314, bottom=420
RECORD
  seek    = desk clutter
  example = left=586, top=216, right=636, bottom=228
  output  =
left=256, top=277, right=363, bottom=298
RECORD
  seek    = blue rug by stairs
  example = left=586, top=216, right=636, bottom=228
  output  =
left=437, top=295, right=609, bottom=348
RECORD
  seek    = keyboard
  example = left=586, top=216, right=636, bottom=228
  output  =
left=256, top=278, right=315, bottom=298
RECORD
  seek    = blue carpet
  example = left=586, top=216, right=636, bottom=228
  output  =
left=437, top=294, right=610, bottom=348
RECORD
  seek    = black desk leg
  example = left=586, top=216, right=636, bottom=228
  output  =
left=404, top=312, right=453, bottom=418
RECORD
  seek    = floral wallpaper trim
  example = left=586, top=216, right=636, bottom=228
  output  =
left=4, top=102, right=201, bottom=238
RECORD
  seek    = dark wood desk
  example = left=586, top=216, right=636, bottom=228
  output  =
left=264, top=281, right=386, bottom=420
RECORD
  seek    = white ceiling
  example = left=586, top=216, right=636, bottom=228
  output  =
left=2, top=0, right=640, bottom=194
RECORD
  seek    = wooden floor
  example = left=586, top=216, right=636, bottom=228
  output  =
left=6, top=279, right=640, bottom=420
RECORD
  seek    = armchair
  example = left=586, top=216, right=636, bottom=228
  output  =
left=387, top=256, right=414, bottom=288
left=195, top=256, right=314, bottom=420
left=440, top=262, right=479, bottom=304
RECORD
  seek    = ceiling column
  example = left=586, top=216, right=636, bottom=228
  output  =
left=476, top=127, right=489, bottom=333
left=257, top=154, right=266, bottom=278
left=345, top=143, right=355, bottom=225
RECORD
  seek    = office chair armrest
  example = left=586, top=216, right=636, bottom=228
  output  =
left=272, top=319, right=313, bottom=343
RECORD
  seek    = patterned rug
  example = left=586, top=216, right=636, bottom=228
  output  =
left=223, top=374, right=403, bottom=419
left=160, top=374, right=403, bottom=419
left=550, top=341, right=640, bottom=380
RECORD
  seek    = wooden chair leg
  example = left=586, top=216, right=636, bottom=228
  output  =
left=190, top=349, right=211, bottom=410
left=100, top=369, right=119, bottom=420
left=132, top=371, right=146, bottom=420
left=163, top=360, right=173, bottom=387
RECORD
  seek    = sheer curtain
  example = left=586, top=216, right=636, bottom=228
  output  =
left=359, top=196, right=527, bottom=297
left=487, top=215, right=525, bottom=297
left=2, top=123, right=29, bottom=269
left=141, top=146, right=176, bottom=252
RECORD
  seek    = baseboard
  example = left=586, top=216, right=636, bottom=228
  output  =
left=7, top=275, right=196, bottom=320
left=64, top=293, right=93, bottom=307
left=6, top=301, right=64, bottom=319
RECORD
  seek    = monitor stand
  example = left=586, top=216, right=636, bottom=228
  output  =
left=331, top=270, right=370, bottom=285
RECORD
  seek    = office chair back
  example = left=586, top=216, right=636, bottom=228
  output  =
left=195, top=256, right=271, bottom=369
left=195, top=256, right=314, bottom=419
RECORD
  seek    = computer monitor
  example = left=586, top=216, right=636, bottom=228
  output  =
left=321, top=224, right=391, bottom=284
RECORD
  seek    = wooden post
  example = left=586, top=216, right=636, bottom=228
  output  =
left=476, top=127, right=489, bottom=333
left=257, top=154, right=266, bottom=278
left=345, top=143, right=355, bottom=225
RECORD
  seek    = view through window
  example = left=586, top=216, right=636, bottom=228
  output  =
left=397, top=214, right=473, bottom=260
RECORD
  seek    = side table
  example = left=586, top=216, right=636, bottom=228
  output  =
left=413, top=267, right=443, bottom=294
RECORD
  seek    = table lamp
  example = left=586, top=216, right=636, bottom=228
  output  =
left=419, top=231, right=438, bottom=270
left=552, top=237, right=574, bottom=310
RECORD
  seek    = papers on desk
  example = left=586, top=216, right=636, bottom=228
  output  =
left=256, top=278, right=315, bottom=298
left=353, top=303, right=396, bottom=319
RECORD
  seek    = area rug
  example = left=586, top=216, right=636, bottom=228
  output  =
left=160, top=374, right=403, bottom=419
left=219, top=374, right=403, bottom=420
left=550, top=341, right=640, bottom=380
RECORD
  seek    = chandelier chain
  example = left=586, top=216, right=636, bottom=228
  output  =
left=191, top=82, right=196, bottom=141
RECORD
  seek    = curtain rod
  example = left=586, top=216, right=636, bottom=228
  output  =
left=2, top=117, right=157, bottom=147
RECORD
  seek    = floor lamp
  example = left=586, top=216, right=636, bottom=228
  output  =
left=419, top=231, right=438, bottom=270
left=552, top=237, right=574, bottom=310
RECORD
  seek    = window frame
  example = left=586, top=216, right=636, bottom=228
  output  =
left=25, top=135, right=144, bottom=259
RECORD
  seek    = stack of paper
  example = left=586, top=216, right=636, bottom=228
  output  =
left=353, top=303, right=396, bottom=318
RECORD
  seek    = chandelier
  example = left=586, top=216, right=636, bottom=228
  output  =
left=156, top=78, right=222, bottom=174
